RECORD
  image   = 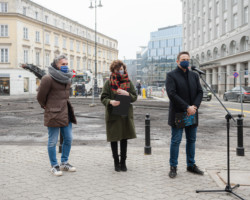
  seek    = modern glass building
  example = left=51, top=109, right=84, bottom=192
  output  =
left=148, top=25, right=183, bottom=61
left=145, top=25, right=183, bottom=86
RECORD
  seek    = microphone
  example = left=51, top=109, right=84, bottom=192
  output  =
left=191, top=66, right=205, bottom=75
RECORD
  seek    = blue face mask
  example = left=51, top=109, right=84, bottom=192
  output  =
left=119, top=70, right=124, bottom=75
left=60, top=66, right=69, bottom=73
left=180, top=61, right=189, bottom=69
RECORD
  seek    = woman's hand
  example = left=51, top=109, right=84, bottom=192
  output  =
left=110, top=100, right=120, bottom=107
left=117, top=89, right=129, bottom=96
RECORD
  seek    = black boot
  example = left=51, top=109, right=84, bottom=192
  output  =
left=111, top=142, right=120, bottom=172
left=120, top=139, right=127, bottom=172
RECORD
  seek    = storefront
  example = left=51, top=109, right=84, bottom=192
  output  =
left=0, top=74, right=10, bottom=95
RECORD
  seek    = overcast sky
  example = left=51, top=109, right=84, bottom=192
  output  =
left=32, top=0, right=183, bottom=59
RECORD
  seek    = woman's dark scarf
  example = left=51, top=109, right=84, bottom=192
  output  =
left=110, top=72, right=130, bottom=94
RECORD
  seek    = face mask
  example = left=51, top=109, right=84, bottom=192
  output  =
left=60, top=66, right=69, bottom=73
left=119, top=70, right=124, bottom=75
left=180, top=61, right=189, bottom=69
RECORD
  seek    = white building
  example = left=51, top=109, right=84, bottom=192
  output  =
left=182, top=0, right=250, bottom=95
left=0, top=0, right=118, bottom=95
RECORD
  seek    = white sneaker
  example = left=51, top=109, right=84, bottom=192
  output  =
left=60, top=163, right=76, bottom=172
left=51, top=165, right=63, bottom=176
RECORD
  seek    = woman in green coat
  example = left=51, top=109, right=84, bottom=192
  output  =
left=101, top=60, right=137, bottom=172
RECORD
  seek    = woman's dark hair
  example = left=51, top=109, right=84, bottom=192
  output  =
left=109, top=60, right=127, bottom=73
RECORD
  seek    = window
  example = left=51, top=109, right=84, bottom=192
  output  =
left=232, top=0, right=237, bottom=5
left=35, top=52, right=40, bottom=65
left=70, top=57, right=74, bottom=68
left=0, top=25, right=8, bottom=37
left=0, top=2, right=7, bottom=12
left=88, top=46, right=91, bottom=55
left=35, top=11, right=38, bottom=20
left=77, top=58, right=80, bottom=71
left=233, top=14, right=238, bottom=29
left=62, top=23, right=65, bottom=30
left=45, top=15, right=48, bottom=23
left=23, top=7, right=26, bottom=15
left=45, top=52, right=50, bottom=67
left=54, top=35, right=59, bottom=47
left=35, top=31, right=40, bottom=42
left=215, top=24, right=219, bottom=38
left=0, top=48, right=8, bottom=62
left=244, top=7, right=248, bottom=24
left=223, top=0, right=228, bottom=11
left=82, top=43, right=86, bottom=53
left=215, top=2, right=219, bottom=16
left=76, top=42, right=80, bottom=52
left=63, top=37, right=66, bottom=48
left=70, top=40, right=74, bottom=50
left=224, top=19, right=228, bottom=33
left=23, top=27, right=28, bottom=39
left=24, top=50, right=28, bottom=63
left=45, top=33, right=50, bottom=44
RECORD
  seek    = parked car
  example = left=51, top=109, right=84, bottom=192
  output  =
left=202, top=87, right=212, bottom=101
left=223, top=86, right=250, bottom=102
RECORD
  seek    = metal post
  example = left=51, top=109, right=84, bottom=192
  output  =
left=236, top=114, right=244, bottom=156
left=59, top=131, right=63, bottom=153
left=144, top=113, right=151, bottom=155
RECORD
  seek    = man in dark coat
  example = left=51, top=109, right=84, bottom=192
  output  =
left=166, top=51, right=203, bottom=178
left=37, top=55, right=77, bottom=176
left=136, top=80, right=141, bottom=96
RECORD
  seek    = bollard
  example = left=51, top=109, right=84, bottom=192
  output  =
left=59, top=131, right=63, bottom=153
left=144, top=113, right=152, bottom=155
left=142, top=88, right=146, bottom=99
left=236, top=114, right=244, bottom=156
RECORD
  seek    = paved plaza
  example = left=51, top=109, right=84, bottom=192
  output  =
left=1, top=145, right=250, bottom=200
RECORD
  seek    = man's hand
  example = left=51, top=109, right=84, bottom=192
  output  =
left=187, top=105, right=197, bottom=116
left=117, top=89, right=129, bottom=96
left=110, top=100, right=120, bottom=107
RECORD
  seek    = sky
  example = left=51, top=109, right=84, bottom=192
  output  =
left=32, top=0, right=183, bottom=59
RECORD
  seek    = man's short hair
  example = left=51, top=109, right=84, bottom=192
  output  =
left=54, top=54, right=68, bottom=65
left=177, top=51, right=190, bottom=60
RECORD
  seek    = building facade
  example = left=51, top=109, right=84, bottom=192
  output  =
left=0, top=0, right=118, bottom=95
left=136, top=25, right=183, bottom=87
left=182, top=0, right=250, bottom=95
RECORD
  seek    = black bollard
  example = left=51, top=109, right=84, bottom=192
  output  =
left=144, top=113, right=152, bottom=155
left=236, top=114, right=244, bottom=156
left=59, top=131, right=63, bottom=153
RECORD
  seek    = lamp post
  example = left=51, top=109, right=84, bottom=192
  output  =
left=89, top=0, right=102, bottom=99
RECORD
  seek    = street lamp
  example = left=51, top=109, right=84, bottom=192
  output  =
left=89, top=0, right=102, bottom=98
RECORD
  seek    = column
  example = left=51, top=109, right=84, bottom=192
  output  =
left=218, top=66, right=226, bottom=96
left=236, top=63, right=245, bottom=86
left=212, top=67, right=218, bottom=93
left=205, top=69, right=212, bottom=86
left=227, top=64, right=234, bottom=91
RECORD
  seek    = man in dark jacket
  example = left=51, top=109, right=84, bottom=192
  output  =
left=37, top=55, right=77, bottom=176
left=166, top=51, right=203, bottom=178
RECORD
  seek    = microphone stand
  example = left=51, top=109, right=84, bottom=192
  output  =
left=195, top=72, right=245, bottom=200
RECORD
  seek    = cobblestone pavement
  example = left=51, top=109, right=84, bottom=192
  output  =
left=1, top=145, right=250, bottom=200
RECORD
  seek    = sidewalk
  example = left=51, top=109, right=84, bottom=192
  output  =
left=1, top=145, right=250, bottom=200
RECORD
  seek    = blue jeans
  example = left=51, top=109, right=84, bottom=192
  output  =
left=170, top=126, right=197, bottom=167
left=47, top=122, right=73, bottom=167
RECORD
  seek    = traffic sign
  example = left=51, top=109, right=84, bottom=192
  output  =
left=233, top=72, right=239, bottom=78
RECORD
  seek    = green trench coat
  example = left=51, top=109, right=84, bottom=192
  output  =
left=101, top=80, right=137, bottom=142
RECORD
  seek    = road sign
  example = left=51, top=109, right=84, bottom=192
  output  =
left=233, top=72, right=239, bottom=78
